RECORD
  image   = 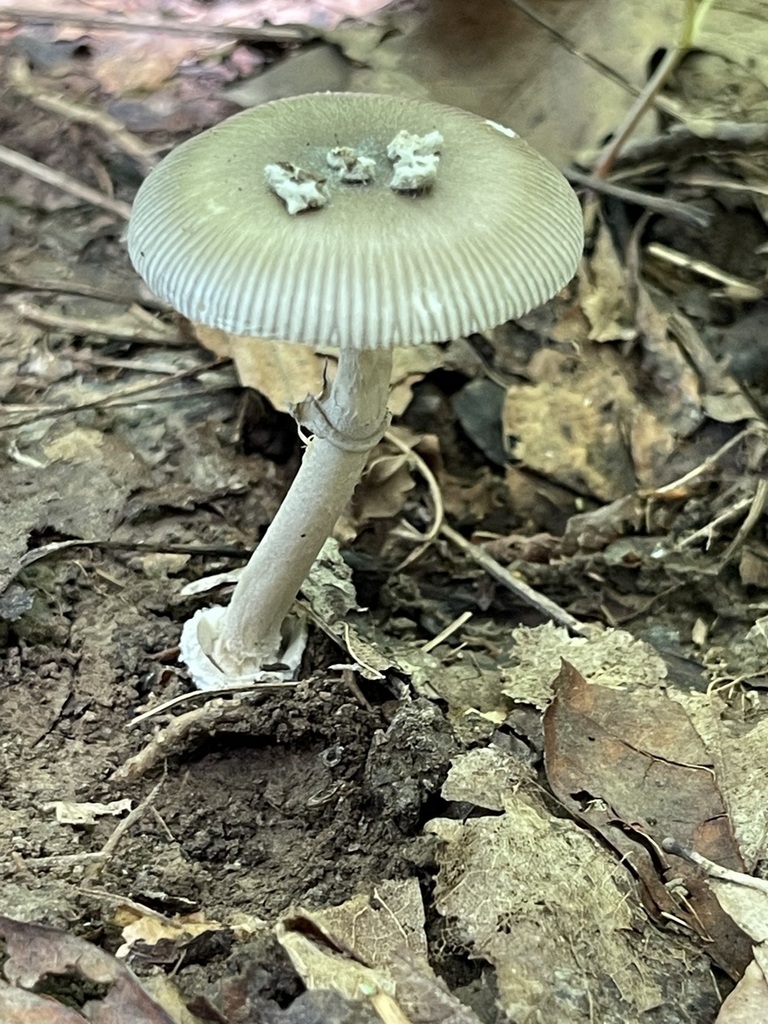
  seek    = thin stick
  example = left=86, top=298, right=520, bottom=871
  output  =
left=15, top=300, right=179, bottom=344
left=0, top=358, right=231, bottom=431
left=506, top=0, right=647, bottom=103
left=593, top=46, right=685, bottom=179
left=645, top=243, right=763, bottom=301
left=8, top=57, right=158, bottom=175
left=0, top=7, right=312, bottom=42
left=421, top=610, right=473, bottom=653
left=678, top=496, right=754, bottom=549
left=0, top=143, right=132, bottom=219
left=440, top=524, right=590, bottom=637
left=663, top=837, right=768, bottom=894
left=128, top=682, right=297, bottom=727
left=20, top=780, right=164, bottom=871
left=385, top=429, right=444, bottom=544
left=18, top=537, right=251, bottom=572
left=566, top=169, right=712, bottom=228
left=720, top=479, right=768, bottom=563
left=645, top=429, right=753, bottom=497
left=111, top=699, right=255, bottom=782
left=592, top=0, right=717, bottom=177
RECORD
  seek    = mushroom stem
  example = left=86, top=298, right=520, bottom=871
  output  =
left=209, top=346, right=394, bottom=678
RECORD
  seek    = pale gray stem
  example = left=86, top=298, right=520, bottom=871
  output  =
left=211, top=346, right=393, bottom=675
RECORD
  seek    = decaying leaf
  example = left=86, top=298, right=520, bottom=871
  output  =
left=338, top=0, right=768, bottom=166
left=715, top=958, right=768, bottom=1024
left=428, top=748, right=666, bottom=1023
left=1, top=421, right=151, bottom=593
left=501, top=622, right=667, bottom=708
left=43, top=798, right=132, bottom=825
left=196, top=325, right=449, bottom=415
left=579, top=222, right=636, bottom=343
left=677, top=690, right=768, bottom=871
left=277, top=881, right=483, bottom=1024
left=298, top=537, right=358, bottom=624
left=0, top=915, right=176, bottom=1024
left=503, top=345, right=638, bottom=500
left=196, top=326, right=326, bottom=411
left=544, top=661, right=751, bottom=975
left=345, top=429, right=418, bottom=534
left=115, top=905, right=228, bottom=963
left=634, top=285, right=703, bottom=434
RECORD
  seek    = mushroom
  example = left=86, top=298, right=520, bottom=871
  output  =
left=126, top=92, right=584, bottom=689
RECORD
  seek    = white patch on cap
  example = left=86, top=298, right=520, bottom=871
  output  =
left=485, top=119, right=518, bottom=139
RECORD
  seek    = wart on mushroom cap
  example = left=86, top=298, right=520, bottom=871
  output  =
left=263, top=162, right=328, bottom=215
left=126, top=92, right=584, bottom=690
left=326, top=147, right=376, bottom=184
left=387, top=129, right=443, bottom=192
left=264, top=129, right=442, bottom=215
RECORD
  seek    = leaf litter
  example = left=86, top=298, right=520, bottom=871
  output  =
left=2, top=1, right=768, bottom=1021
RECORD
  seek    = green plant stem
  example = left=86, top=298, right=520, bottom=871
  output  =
left=593, top=0, right=715, bottom=178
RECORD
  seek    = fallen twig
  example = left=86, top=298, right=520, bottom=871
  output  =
left=14, top=300, right=180, bottom=344
left=663, top=837, right=768, bottom=895
left=18, top=779, right=164, bottom=873
left=646, top=243, right=764, bottom=301
left=0, top=358, right=233, bottom=431
left=8, top=56, right=159, bottom=176
left=720, top=478, right=768, bottom=564
left=440, top=523, right=590, bottom=637
left=566, top=169, right=712, bottom=228
left=112, top=698, right=263, bottom=782
left=0, top=142, right=132, bottom=219
left=0, top=7, right=312, bottom=42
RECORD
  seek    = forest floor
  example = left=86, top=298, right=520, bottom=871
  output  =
left=1, top=2, right=768, bottom=1023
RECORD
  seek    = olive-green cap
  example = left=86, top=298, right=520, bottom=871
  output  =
left=127, top=93, right=583, bottom=349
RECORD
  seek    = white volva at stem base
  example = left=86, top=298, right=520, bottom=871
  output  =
left=180, top=347, right=394, bottom=690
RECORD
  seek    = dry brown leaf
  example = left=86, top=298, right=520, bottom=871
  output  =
left=561, top=494, right=645, bottom=554
left=0, top=984, right=88, bottom=1024
left=715, top=958, right=768, bottom=1023
left=115, top=906, right=225, bottom=960
left=225, top=42, right=352, bottom=107
left=634, top=285, right=703, bottom=435
left=2, top=0, right=392, bottom=92
left=1, top=421, right=151, bottom=593
left=298, top=537, right=358, bottom=623
left=628, top=404, right=680, bottom=486
left=428, top=750, right=665, bottom=1022
left=677, top=686, right=768, bottom=871
left=544, top=661, right=752, bottom=975
left=711, top=878, right=768, bottom=946
left=209, top=329, right=326, bottom=411
left=501, top=622, right=667, bottom=707
left=276, top=882, right=483, bottom=1024
left=696, top=1, right=768, bottom=94
left=0, top=915, right=176, bottom=1024
left=503, top=345, right=637, bottom=500
left=579, top=223, right=636, bottom=343
left=196, top=326, right=446, bottom=415
left=346, top=0, right=676, bottom=165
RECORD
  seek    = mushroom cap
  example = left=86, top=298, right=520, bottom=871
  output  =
left=127, top=93, right=583, bottom=349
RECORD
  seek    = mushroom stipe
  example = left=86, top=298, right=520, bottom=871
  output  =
left=127, top=92, right=584, bottom=690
